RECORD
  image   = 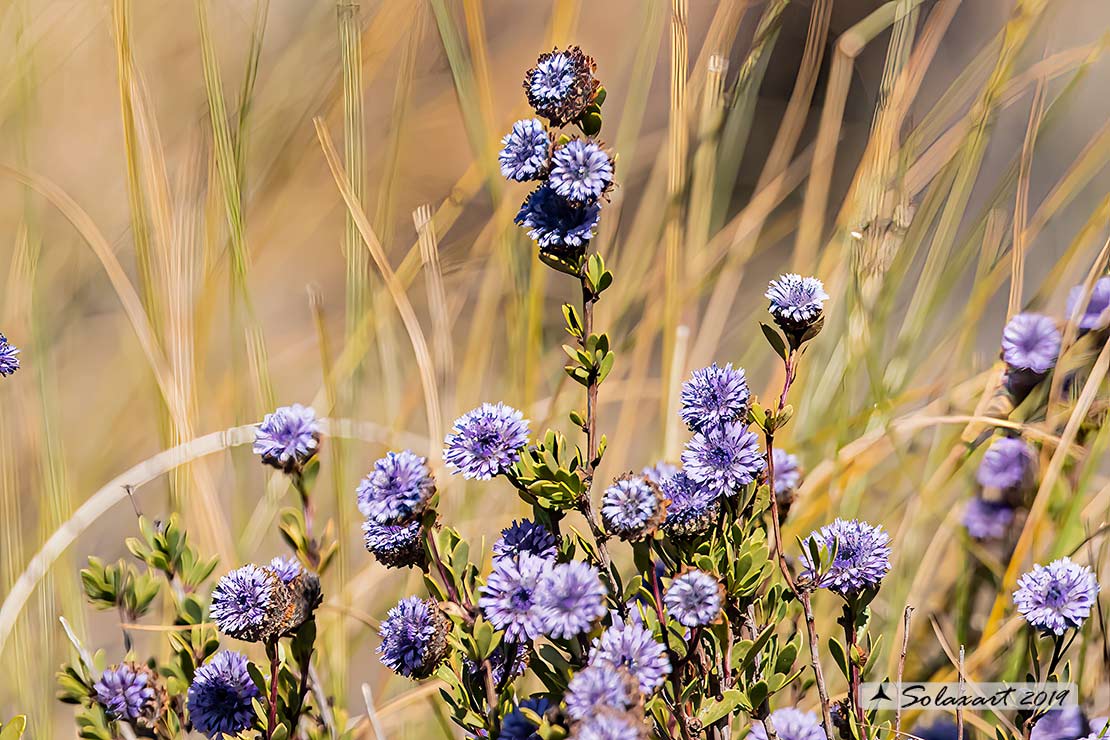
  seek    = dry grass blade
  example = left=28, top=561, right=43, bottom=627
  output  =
left=1009, top=74, right=1046, bottom=318
left=662, top=0, right=688, bottom=425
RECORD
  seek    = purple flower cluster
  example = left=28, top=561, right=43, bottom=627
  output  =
left=480, top=551, right=606, bottom=641
left=977, top=436, right=1033, bottom=490
left=801, top=518, right=891, bottom=595
left=679, top=363, right=750, bottom=432
left=357, top=450, right=435, bottom=524
left=1066, top=276, right=1110, bottom=330
left=1002, top=313, right=1060, bottom=374
left=1014, top=557, right=1099, bottom=635
left=0, top=333, right=20, bottom=377
left=750, top=708, right=827, bottom=740
left=962, top=498, right=1014, bottom=540
left=682, top=421, right=765, bottom=497
left=601, top=474, right=666, bottom=541
left=268, top=555, right=302, bottom=584
left=187, top=651, right=258, bottom=739
left=661, top=472, right=720, bottom=538
left=253, top=404, right=320, bottom=472
left=549, top=139, right=613, bottom=204
left=766, top=274, right=829, bottom=329
left=565, top=665, right=639, bottom=721
left=209, top=564, right=286, bottom=643
left=377, top=596, right=450, bottom=679
left=93, top=663, right=160, bottom=725
left=493, top=520, right=558, bottom=563
left=573, top=711, right=646, bottom=740
left=444, top=402, right=531, bottom=480
left=515, top=185, right=601, bottom=254
left=363, top=519, right=425, bottom=569
left=664, top=569, right=723, bottom=627
left=499, top=118, right=551, bottom=182
left=589, top=613, right=671, bottom=695
left=772, top=448, right=801, bottom=497
left=479, top=552, right=548, bottom=641
left=500, top=697, right=551, bottom=740
left=524, top=47, right=600, bottom=127
left=536, top=560, right=607, bottom=638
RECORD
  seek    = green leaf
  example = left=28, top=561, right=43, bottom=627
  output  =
left=697, top=690, right=747, bottom=725
left=761, top=322, right=788, bottom=361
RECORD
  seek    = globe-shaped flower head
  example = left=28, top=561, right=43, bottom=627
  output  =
left=766, top=274, right=829, bottom=346
left=749, top=708, right=827, bottom=740
left=565, top=665, right=640, bottom=721
left=253, top=403, right=320, bottom=472
left=479, top=552, right=547, bottom=641
left=363, top=520, right=425, bottom=569
left=589, top=613, right=671, bottom=695
left=1014, top=557, right=1099, bottom=635
left=977, top=436, right=1033, bottom=490
left=537, top=560, right=607, bottom=638
left=664, top=569, right=723, bottom=627
left=187, top=651, right=259, bottom=739
left=94, top=663, right=163, bottom=727
left=377, top=596, right=451, bottom=679
left=801, top=518, right=892, bottom=595
left=680, top=363, right=751, bottom=432
left=661, top=472, right=720, bottom=538
left=0, top=334, right=20, bottom=377
left=524, top=46, right=600, bottom=127
left=1002, top=313, right=1060, bottom=374
left=601, top=474, right=667, bottom=541
left=500, top=697, right=552, bottom=740
left=499, top=118, right=551, bottom=182
left=493, top=519, right=558, bottom=563
left=682, top=421, right=766, bottom=496
left=357, top=450, right=435, bottom=524
left=1066, top=276, right=1110, bottom=331
left=549, top=139, right=614, bottom=204
left=515, top=185, right=601, bottom=254
left=444, top=402, right=531, bottom=480
left=962, top=498, right=1015, bottom=540
left=773, top=448, right=802, bottom=497
left=209, top=564, right=291, bottom=643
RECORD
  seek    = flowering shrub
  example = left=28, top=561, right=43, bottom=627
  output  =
left=46, top=46, right=1105, bottom=740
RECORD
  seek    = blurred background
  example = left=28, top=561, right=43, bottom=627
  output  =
left=2, top=0, right=1110, bottom=736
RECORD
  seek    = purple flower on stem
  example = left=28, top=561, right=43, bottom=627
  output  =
left=1002, top=313, right=1061, bottom=374
left=253, top=404, right=320, bottom=472
left=664, top=570, right=723, bottom=627
left=772, top=448, right=801, bottom=497
left=499, top=119, right=551, bottom=182
left=524, top=47, right=600, bottom=127
left=977, top=437, right=1033, bottom=490
left=0, top=334, right=20, bottom=377
left=1014, top=557, right=1099, bottom=635
left=363, top=520, right=425, bottom=569
left=445, top=403, right=531, bottom=480
left=549, top=139, right=613, bottom=204
left=377, top=596, right=450, bottom=679
left=565, top=665, right=639, bottom=721
left=601, top=474, right=666, bottom=541
left=357, top=450, right=435, bottom=524
left=682, top=421, right=765, bottom=496
left=590, top=613, right=671, bottom=695
left=679, top=363, right=750, bottom=432
left=479, top=553, right=547, bottom=641
left=661, top=472, right=719, bottom=538
left=187, top=651, right=259, bottom=739
left=515, top=185, right=601, bottom=254
left=800, top=518, right=892, bottom=595
left=1066, top=276, right=1110, bottom=330
left=766, top=274, right=829, bottom=328
left=210, top=564, right=289, bottom=643
left=537, top=560, right=607, bottom=638
left=94, top=663, right=160, bottom=726
left=749, top=708, right=827, bottom=740
left=962, top=498, right=1015, bottom=540
left=493, top=520, right=558, bottom=563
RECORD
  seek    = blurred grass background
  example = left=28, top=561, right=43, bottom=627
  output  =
left=2, top=0, right=1110, bottom=736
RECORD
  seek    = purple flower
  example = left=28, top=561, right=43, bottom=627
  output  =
left=445, top=403, right=531, bottom=480
left=601, top=474, right=666, bottom=541
left=537, top=560, right=607, bottom=638
left=1031, top=708, right=1089, bottom=740
left=253, top=404, right=320, bottom=472
left=641, top=461, right=678, bottom=487
left=1066, top=276, right=1110, bottom=330
left=187, top=651, right=259, bottom=739
left=515, top=185, right=601, bottom=254
left=962, top=498, right=1015, bottom=540
left=549, top=139, right=613, bottom=204
left=479, top=553, right=547, bottom=641
left=268, top=555, right=302, bottom=584
left=573, top=710, right=646, bottom=740
left=210, top=564, right=288, bottom=643
left=500, top=697, right=551, bottom=740
left=0, top=334, right=20, bottom=377
left=977, top=437, right=1033, bottom=490
left=493, top=520, right=558, bottom=563
left=363, top=520, right=425, bottom=569
left=801, top=518, right=892, bottom=595
left=664, top=570, right=722, bottom=627
left=565, top=665, right=639, bottom=721
left=750, top=708, right=827, bottom=740
left=94, top=663, right=160, bottom=725
left=682, top=421, right=765, bottom=496
left=590, top=613, right=671, bottom=695
left=524, top=47, right=599, bottom=127
left=680, top=363, right=751, bottom=432
left=1014, top=557, right=1099, bottom=635
left=1002, top=313, right=1061, bottom=374
left=377, top=596, right=450, bottom=679
left=499, top=119, right=551, bottom=182
left=766, top=274, right=829, bottom=328
left=661, top=472, right=720, bottom=538
left=773, top=448, right=801, bottom=497
left=357, top=450, right=435, bottom=524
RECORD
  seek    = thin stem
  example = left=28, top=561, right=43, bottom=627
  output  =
left=291, top=470, right=321, bottom=570
left=895, top=606, right=913, bottom=734
left=799, top=591, right=835, bottom=740
left=265, top=640, right=281, bottom=740
left=578, top=273, right=612, bottom=571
